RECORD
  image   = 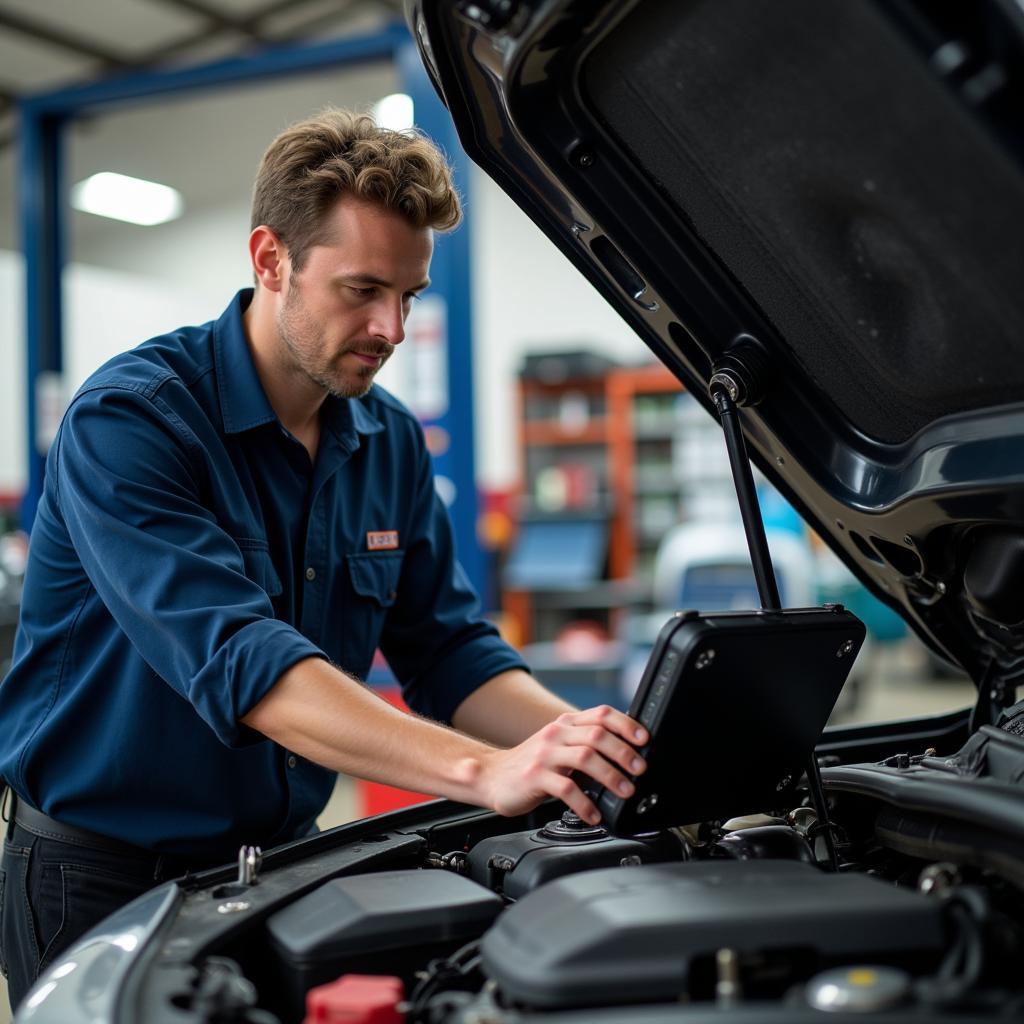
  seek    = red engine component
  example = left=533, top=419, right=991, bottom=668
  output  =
left=303, top=974, right=405, bottom=1024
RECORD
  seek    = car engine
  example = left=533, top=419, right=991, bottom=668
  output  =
left=155, top=714, right=1024, bottom=1024
left=140, top=356, right=1024, bottom=1024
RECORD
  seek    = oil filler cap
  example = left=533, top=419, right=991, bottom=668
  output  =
left=538, top=809, right=608, bottom=842
left=303, top=974, right=404, bottom=1023
left=806, top=966, right=910, bottom=1013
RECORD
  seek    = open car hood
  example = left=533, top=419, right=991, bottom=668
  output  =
left=407, top=0, right=1024, bottom=696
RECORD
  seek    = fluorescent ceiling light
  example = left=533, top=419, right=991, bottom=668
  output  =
left=71, top=172, right=184, bottom=226
left=371, top=93, right=415, bottom=133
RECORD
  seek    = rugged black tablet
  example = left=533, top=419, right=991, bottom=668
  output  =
left=597, top=605, right=865, bottom=834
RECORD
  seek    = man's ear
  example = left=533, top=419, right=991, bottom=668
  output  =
left=249, top=225, right=289, bottom=292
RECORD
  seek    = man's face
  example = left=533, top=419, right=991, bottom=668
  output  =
left=276, top=196, right=433, bottom=398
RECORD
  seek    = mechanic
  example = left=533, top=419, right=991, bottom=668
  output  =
left=0, top=109, right=647, bottom=1009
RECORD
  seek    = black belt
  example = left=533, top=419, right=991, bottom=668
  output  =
left=10, top=798, right=216, bottom=878
left=13, top=798, right=153, bottom=857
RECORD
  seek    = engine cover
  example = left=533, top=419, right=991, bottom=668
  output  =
left=267, top=868, right=501, bottom=1016
left=481, top=860, right=946, bottom=1007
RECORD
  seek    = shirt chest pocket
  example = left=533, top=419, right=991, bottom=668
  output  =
left=345, top=551, right=403, bottom=608
left=239, top=542, right=284, bottom=597
left=341, top=551, right=404, bottom=678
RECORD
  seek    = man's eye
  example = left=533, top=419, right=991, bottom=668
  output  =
left=349, top=286, right=376, bottom=297
left=404, top=292, right=422, bottom=304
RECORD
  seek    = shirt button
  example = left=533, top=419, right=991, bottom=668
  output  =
left=287, top=755, right=297, bottom=769
left=388, top=589, right=397, bottom=601
left=305, top=567, right=316, bottom=581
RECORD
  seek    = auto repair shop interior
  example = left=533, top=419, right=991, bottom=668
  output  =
left=0, top=2, right=1021, bottom=1023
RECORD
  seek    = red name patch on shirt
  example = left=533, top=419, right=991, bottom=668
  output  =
left=367, top=530, right=399, bottom=551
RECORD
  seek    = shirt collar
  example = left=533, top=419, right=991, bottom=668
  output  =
left=213, top=289, right=278, bottom=435
left=321, top=392, right=386, bottom=451
left=213, top=288, right=386, bottom=442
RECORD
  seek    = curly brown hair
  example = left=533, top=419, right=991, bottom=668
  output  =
left=251, top=108, right=462, bottom=273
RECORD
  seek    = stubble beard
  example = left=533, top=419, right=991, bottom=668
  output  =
left=277, top=284, right=387, bottom=399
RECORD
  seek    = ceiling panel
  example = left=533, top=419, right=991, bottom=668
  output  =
left=154, top=30, right=257, bottom=68
left=201, top=0, right=287, bottom=12
left=0, top=0, right=204, bottom=56
left=0, top=30, right=100, bottom=91
left=262, top=0, right=362, bottom=36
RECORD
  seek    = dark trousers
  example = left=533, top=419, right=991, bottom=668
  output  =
left=1, top=815, right=205, bottom=1013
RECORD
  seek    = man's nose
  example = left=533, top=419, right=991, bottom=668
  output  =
left=370, top=298, right=406, bottom=346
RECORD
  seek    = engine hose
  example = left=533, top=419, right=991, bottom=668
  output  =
left=915, top=894, right=987, bottom=1007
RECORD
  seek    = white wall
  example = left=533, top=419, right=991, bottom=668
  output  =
left=468, top=167, right=651, bottom=491
left=0, top=162, right=653, bottom=497
left=0, top=252, right=233, bottom=493
left=74, top=202, right=252, bottom=300
left=64, top=263, right=228, bottom=389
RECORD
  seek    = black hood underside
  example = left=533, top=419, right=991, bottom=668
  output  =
left=585, top=0, right=1024, bottom=444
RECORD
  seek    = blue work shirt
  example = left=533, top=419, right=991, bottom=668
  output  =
left=0, top=289, right=526, bottom=860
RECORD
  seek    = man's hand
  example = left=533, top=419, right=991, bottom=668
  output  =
left=242, top=660, right=645, bottom=825
left=477, top=705, right=647, bottom=824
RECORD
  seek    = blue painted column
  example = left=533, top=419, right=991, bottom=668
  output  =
left=397, top=40, right=485, bottom=599
left=19, top=108, right=66, bottom=531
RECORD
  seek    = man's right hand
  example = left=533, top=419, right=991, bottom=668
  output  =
left=243, top=660, right=646, bottom=825
left=476, top=705, right=647, bottom=824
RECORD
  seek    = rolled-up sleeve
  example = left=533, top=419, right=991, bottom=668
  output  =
left=54, top=383, right=325, bottom=746
left=380, top=433, right=528, bottom=723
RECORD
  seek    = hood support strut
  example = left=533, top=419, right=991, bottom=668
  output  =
left=709, top=351, right=841, bottom=872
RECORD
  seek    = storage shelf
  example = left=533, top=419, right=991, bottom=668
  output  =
left=517, top=500, right=614, bottom=519
left=507, top=360, right=685, bottom=644
left=522, top=421, right=608, bottom=445
left=634, top=486, right=681, bottom=500
left=632, top=424, right=677, bottom=441
left=505, top=579, right=646, bottom=608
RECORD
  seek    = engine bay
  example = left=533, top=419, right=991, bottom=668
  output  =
left=118, top=277, right=1024, bottom=1023
left=147, top=712, right=1024, bottom=1024
left=122, top=338, right=1024, bottom=1024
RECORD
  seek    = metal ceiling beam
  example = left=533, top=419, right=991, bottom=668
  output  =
left=233, top=0, right=339, bottom=32
left=139, top=0, right=345, bottom=64
left=272, top=0, right=402, bottom=44
left=148, top=0, right=272, bottom=44
left=269, top=0, right=361, bottom=43
left=0, top=8, right=129, bottom=67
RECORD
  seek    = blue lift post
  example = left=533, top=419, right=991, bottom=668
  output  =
left=18, top=24, right=485, bottom=597
left=396, top=39, right=482, bottom=594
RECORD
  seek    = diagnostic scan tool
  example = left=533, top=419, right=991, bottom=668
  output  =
left=595, top=345, right=866, bottom=845
left=596, top=605, right=865, bottom=834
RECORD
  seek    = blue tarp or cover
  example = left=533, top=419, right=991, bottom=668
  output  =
left=503, top=519, right=608, bottom=590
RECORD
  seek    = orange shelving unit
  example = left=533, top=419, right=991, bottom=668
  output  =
left=503, top=361, right=684, bottom=645
left=607, top=364, right=685, bottom=580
